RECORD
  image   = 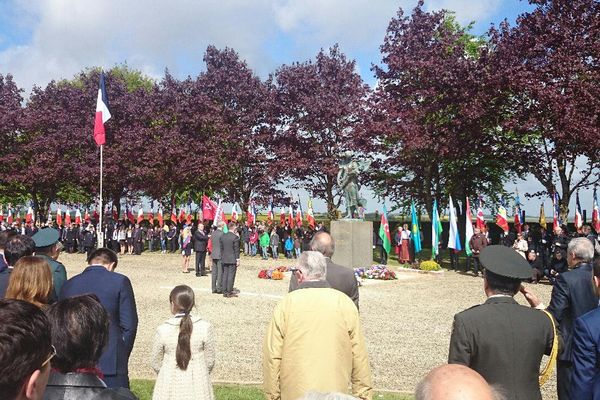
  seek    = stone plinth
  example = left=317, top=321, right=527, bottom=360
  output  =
left=330, top=220, right=373, bottom=268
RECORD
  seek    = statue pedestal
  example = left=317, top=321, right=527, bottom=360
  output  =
left=330, top=220, right=373, bottom=268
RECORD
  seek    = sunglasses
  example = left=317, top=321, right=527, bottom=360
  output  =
left=41, top=345, right=57, bottom=369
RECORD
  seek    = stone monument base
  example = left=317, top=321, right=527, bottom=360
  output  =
left=330, top=220, right=373, bottom=269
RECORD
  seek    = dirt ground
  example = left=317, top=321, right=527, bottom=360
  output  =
left=58, top=251, right=557, bottom=398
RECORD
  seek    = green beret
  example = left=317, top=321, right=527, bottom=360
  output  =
left=479, top=245, right=532, bottom=280
left=32, top=228, right=60, bottom=248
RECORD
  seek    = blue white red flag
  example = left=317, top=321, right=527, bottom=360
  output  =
left=592, top=188, right=600, bottom=233
left=553, top=192, right=561, bottom=230
left=575, top=191, right=583, bottom=229
left=93, top=72, right=111, bottom=146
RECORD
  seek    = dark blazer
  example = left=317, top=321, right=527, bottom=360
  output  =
left=220, top=232, right=240, bottom=265
left=448, top=296, right=554, bottom=400
left=36, top=254, right=67, bottom=301
left=289, top=258, right=360, bottom=310
left=193, top=230, right=209, bottom=252
left=572, top=307, right=600, bottom=399
left=59, top=266, right=138, bottom=377
left=210, top=229, right=223, bottom=260
left=547, top=263, right=597, bottom=361
left=43, top=371, right=137, bottom=400
left=0, top=268, right=10, bottom=298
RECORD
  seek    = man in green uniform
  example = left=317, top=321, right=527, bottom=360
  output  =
left=448, top=245, right=555, bottom=400
left=32, top=228, right=67, bottom=302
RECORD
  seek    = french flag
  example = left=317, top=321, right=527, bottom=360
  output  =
left=93, top=72, right=111, bottom=146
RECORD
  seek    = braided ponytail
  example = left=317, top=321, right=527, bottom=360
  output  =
left=169, top=285, right=195, bottom=370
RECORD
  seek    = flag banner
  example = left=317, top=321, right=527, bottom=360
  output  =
left=246, top=200, right=256, bottom=226
left=307, top=199, right=316, bottom=229
left=593, top=188, right=600, bottom=233
left=496, top=198, right=509, bottom=233
left=465, top=198, right=474, bottom=257
left=476, top=196, right=485, bottom=230
left=411, top=201, right=422, bottom=253
left=553, top=192, right=561, bottom=230
left=84, top=209, right=90, bottom=223
left=280, top=208, right=286, bottom=225
left=231, top=203, right=240, bottom=222
left=514, top=190, right=522, bottom=233
left=157, top=208, right=164, bottom=227
left=137, top=208, right=144, bottom=224
left=267, top=199, right=274, bottom=224
left=93, top=72, right=111, bottom=146
left=575, top=191, right=583, bottom=229
left=170, top=208, right=177, bottom=224
left=26, top=207, right=34, bottom=224
left=295, top=205, right=303, bottom=227
left=431, top=200, right=443, bottom=259
left=202, top=195, right=217, bottom=221
left=148, top=210, right=154, bottom=225
left=178, top=208, right=186, bottom=223
left=288, top=204, right=294, bottom=227
left=75, top=209, right=82, bottom=225
left=0, top=205, right=3, bottom=223
left=448, top=196, right=462, bottom=251
left=539, top=203, right=547, bottom=230
left=64, top=210, right=71, bottom=226
left=378, top=205, right=392, bottom=254
left=56, top=207, right=62, bottom=226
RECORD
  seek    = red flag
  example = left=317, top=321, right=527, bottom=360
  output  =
left=93, top=209, right=99, bottom=221
left=84, top=209, right=90, bottom=223
left=157, top=208, right=164, bottom=227
left=288, top=205, right=294, bottom=226
left=246, top=201, right=256, bottom=226
left=202, top=195, right=217, bottom=220
left=307, top=199, right=316, bottom=229
left=127, top=208, right=135, bottom=224
left=178, top=209, right=186, bottom=223
left=295, top=205, right=303, bottom=227
left=186, top=213, right=193, bottom=224
left=280, top=208, right=286, bottom=225
left=148, top=211, right=154, bottom=225
left=170, top=209, right=177, bottom=224
left=0, top=205, right=3, bottom=223
left=56, top=207, right=62, bottom=226
left=137, top=208, right=144, bottom=224
left=75, top=209, right=82, bottom=225
left=93, top=72, right=111, bottom=146
left=64, top=210, right=71, bottom=226
left=112, top=208, right=118, bottom=221
left=514, top=208, right=522, bottom=233
left=26, top=207, right=34, bottom=223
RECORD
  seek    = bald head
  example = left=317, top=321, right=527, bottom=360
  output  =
left=416, top=364, right=497, bottom=400
left=310, top=231, right=335, bottom=258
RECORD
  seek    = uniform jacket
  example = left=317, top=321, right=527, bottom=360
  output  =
left=289, top=258, right=360, bottom=310
left=193, top=230, right=209, bottom=252
left=263, top=281, right=372, bottom=400
left=210, top=229, right=223, bottom=260
left=59, top=266, right=138, bottom=377
left=43, top=371, right=137, bottom=400
left=547, top=263, right=597, bottom=362
left=36, top=254, right=67, bottom=301
left=448, top=296, right=554, bottom=400
left=220, top=232, right=240, bottom=265
left=572, top=306, right=600, bottom=399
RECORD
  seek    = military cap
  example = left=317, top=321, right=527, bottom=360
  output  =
left=32, top=228, right=60, bottom=248
left=479, top=245, right=531, bottom=280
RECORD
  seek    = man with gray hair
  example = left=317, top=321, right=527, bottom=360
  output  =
left=264, top=251, right=372, bottom=400
left=522, top=237, right=597, bottom=399
left=289, top=231, right=359, bottom=309
left=415, top=364, right=497, bottom=400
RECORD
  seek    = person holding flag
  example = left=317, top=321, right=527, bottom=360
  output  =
left=378, top=205, right=392, bottom=265
left=447, top=196, right=462, bottom=270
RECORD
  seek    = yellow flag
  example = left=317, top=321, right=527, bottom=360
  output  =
left=539, top=203, right=547, bottom=230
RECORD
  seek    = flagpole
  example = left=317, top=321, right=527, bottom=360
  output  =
left=98, top=144, right=104, bottom=248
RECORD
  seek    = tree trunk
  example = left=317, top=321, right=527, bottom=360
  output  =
left=325, top=181, right=337, bottom=220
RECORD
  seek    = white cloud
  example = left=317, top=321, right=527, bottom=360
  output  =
left=424, top=0, right=502, bottom=25
left=1, top=0, right=509, bottom=94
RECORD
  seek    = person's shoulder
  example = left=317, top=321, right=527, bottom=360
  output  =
left=578, top=306, right=600, bottom=329
left=93, top=387, right=138, bottom=400
left=327, top=260, right=354, bottom=276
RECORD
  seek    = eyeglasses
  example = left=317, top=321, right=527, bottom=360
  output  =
left=41, top=345, right=57, bottom=369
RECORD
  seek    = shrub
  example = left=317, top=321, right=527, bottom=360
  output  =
left=419, top=260, right=441, bottom=271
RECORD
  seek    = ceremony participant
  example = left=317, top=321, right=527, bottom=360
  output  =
left=44, top=295, right=137, bottom=400
left=0, top=230, right=17, bottom=297
left=512, top=232, right=528, bottom=258
left=59, top=248, right=138, bottom=389
left=4, top=233, right=36, bottom=268
left=527, top=249, right=544, bottom=284
left=415, top=364, right=496, bottom=400
left=468, top=227, right=487, bottom=276
left=210, top=223, right=224, bottom=294
left=151, top=285, right=215, bottom=400
left=132, top=224, right=143, bottom=255
left=399, top=224, right=411, bottom=263
left=5, top=256, right=53, bottom=309
left=249, top=227, right=258, bottom=257
left=241, top=224, right=250, bottom=255
left=82, top=225, right=97, bottom=259
left=270, top=229, right=280, bottom=260
left=167, top=224, right=177, bottom=253
left=117, top=225, right=127, bottom=255
left=284, top=235, right=294, bottom=259
left=259, top=229, right=270, bottom=260
left=522, top=237, right=597, bottom=399
left=0, top=299, right=53, bottom=400
left=263, top=251, right=372, bottom=400
left=220, top=222, right=240, bottom=298
left=32, top=228, right=67, bottom=301
left=294, top=233, right=302, bottom=258
left=64, top=224, right=77, bottom=253
left=290, top=231, right=359, bottom=310
left=448, top=245, right=555, bottom=399
left=571, top=258, right=600, bottom=399
left=394, top=226, right=402, bottom=260
left=126, top=226, right=134, bottom=255
left=193, top=223, right=209, bottom=276
left=181, top=224, right=192, bottom=273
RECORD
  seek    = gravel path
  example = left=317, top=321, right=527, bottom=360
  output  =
left=59, top=252, right=558, bottom=398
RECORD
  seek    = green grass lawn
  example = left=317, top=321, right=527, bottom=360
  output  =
left=130, top=379, right=413, bottom=400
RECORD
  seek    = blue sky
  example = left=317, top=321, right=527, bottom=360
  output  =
left=1, top=0, right=594, bottom=218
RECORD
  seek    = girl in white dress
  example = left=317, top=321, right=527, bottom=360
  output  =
left=151, top=285, right=215, bottom=400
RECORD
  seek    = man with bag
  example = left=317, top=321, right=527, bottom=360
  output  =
left=448, top=245, right=556, bottom=400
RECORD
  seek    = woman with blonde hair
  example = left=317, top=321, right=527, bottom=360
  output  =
left=5, top=256, right=53, bottom=308
left=151, top=285, right=215, bottom=400
left=181, top=225, right=192, bottom=273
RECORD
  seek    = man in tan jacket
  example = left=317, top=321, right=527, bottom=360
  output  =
left=263, top=251, right=372, bottom=400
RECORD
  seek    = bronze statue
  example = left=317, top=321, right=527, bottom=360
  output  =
left=337, top=151, right=371, bottom=219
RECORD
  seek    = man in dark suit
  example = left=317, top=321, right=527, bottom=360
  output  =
left=220, top=222, right=240, bottom=298
left=193, top=222, right=209, bottom=277
left=448, top=246, right=555, bottom=400
left=210, top=222, right=224, bottom=294
left=0, top=231, right=19, bottom=298
left=132, top=224, right=143, bottom=255
left=59, top=248, right=138, bottom=389
left=289, top=231, right=359, bottom=309
left=571, top=258, right=600, bottom=399
left=523, top=237, right=597, bottom=399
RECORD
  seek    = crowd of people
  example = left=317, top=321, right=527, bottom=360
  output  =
left=2, top=214, right=600, bottom=400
